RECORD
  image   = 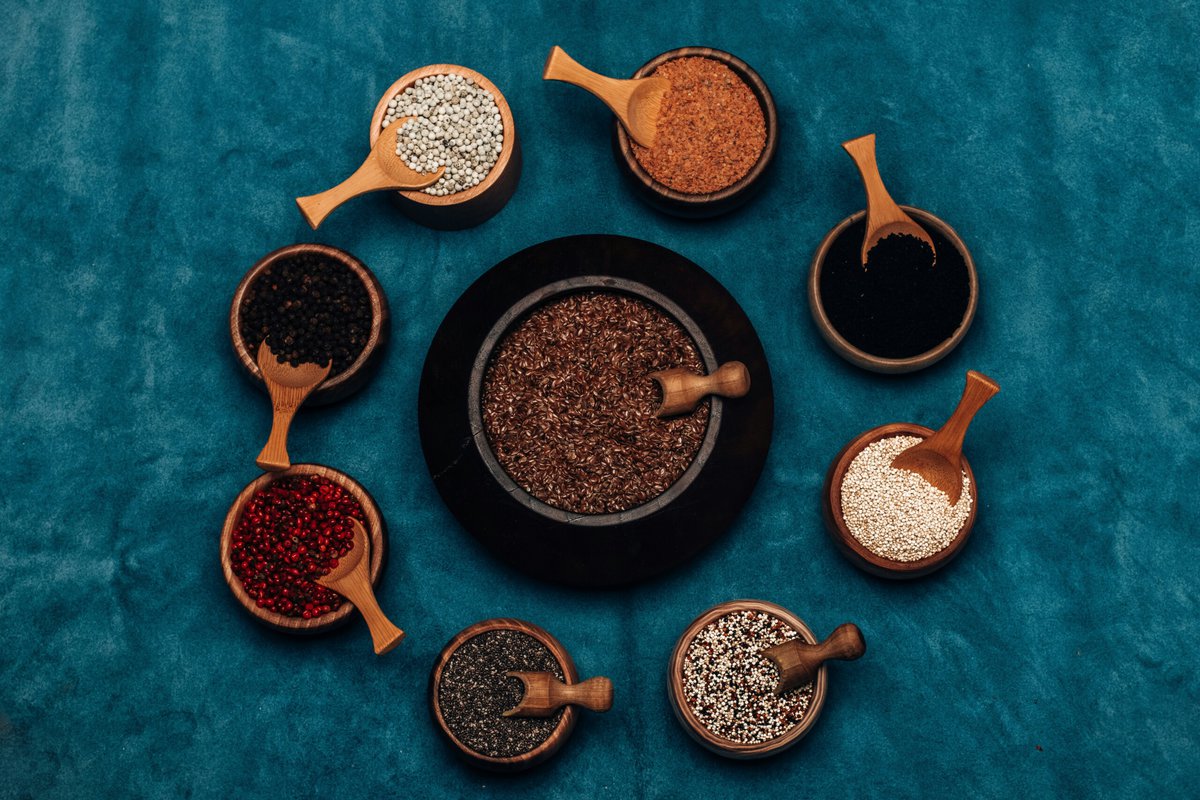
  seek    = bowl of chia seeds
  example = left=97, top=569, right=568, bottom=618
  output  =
left=668, top=600, right=843, bottom=758
left=823, top=422, right=979, bottom=578
left=418, top=235, right=773, bottom=586
left=808, top=206, right=979, bottom=373
left=369, top=64, right=521, bottom=230
left=230, top=243, right=388, bottom=405
left=430, top=618, right=608, bottom=771
left=611, top=47, right=778, bottom=219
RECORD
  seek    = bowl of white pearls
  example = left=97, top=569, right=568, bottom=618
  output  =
left=369, top=65, right=521, bottom=230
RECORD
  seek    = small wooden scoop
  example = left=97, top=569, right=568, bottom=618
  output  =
left=315, top=519, right=405, bottom=655
left=761, top=623, right=866, bottom=696
left=650, top=361, right=750, bottom=417
left=295, top=118, right=445, bottom=229
left=891, top=370, right=1000, bottom=505
left=255, top=342, right=331, bottom=472
left=842, top=133, right=936, bottom=267
left=542, top=46, right=669, bottom=148
left=502, top=672, right=613, bottom=718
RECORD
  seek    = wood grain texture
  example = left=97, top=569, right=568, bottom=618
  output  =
left=612, top=47, right=778, bottom=218
left=229, top=243, right=389, bottom=406
left=841, top=133, right=937, bottom=264
left=368, top=65, right=521, bottom=229
left=542, top=46, right=668, bottom=148
left=219, top=464, right=388, bottom=634
left=822, top=423, right=980, bottom=579
left=807, top=207, right=979, bottom=373
left=502, top=673, right=613, bottom=717
left=761, top=623, right=865, bottom=696
left=666, top=599, right=828, bottom=759
left=254, top=342, right=330, bottom=471
left=429, top=618, right=582, bottom=772
left=651, top=361, right=750, bottom=417
left=314, top=519, right=404, bottom=655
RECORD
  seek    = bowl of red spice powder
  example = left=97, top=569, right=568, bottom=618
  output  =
left=219, top=464, right=387, bottom=633
left=612, top=47, right=778, bottom=218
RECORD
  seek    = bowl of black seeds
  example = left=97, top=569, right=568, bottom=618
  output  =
left=230, top=243, right=388, bottom=405
left=808, top=207, right=978, bottom=373
left=667, top=600, right=830, bottom=759
left=430, top=618, right=604, bottom=771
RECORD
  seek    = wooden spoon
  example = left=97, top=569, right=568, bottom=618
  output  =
left=315, top=519, right=405, bottom=655
left=841, top=133, right=936, bottom=267
left=761, top=623, right=866, bottom=696
left=295, top=118, right=445, bottom=229
left=649, top=361, right=750, bottom=417
left=891, top=370, right=1000, bottom=505
left=255, top=342, right=331, bottom=472
left=502, top=672, right=613, bottom=718
left=542, top=46, right=669, bottom=148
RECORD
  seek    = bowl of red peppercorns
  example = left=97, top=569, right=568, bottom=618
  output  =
left=230, top=243, right=389, bottom=406
left=220, top=464, right=388, bottom=633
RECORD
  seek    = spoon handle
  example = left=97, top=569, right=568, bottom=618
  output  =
left=330, top=575, right=405, bottom=655
left=543, top=46, right=640, bottom=127
left=504, top=672, right=613, bottom=717
left=556, top=676, right=614, bottom=713
left=925, top=370, right=1000, bottom=458
left=812, top=623, right=867, bottom=663
left=842, top=134, right=908, bottom=231
left=255, top=391, right=304, bottom=471
left=652, top=361, right=751, bottom=417
left=295, top=156, right=388, bottom=230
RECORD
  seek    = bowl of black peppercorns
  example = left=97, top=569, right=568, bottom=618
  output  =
left=230, top=243, right=389, bottom=405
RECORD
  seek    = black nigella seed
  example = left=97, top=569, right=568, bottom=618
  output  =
left=240, top=252, right=371, bottom=376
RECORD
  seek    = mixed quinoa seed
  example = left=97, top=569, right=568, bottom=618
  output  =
left=482, top=292, right=709, bottom=515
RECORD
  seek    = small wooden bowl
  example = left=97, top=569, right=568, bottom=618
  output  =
left=430, top=618, right=582, bottom=771
left=219, top=464, right=387, bottom=633
left=612, top=47, right=778, bottom=219
left=808, top=206, right=978, bottom=373
left=667, top=599, right=828, bottom=759
left=823, top=423, right=979, bottom=579
left=369, top=65, right=521, bottom=230
left=229, top=243, right=389, bottom=406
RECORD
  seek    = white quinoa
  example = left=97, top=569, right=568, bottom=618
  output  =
left=840, top=434, right=972, bottom=562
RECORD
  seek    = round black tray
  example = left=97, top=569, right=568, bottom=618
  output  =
left=418, top=235, right=773, bottom=586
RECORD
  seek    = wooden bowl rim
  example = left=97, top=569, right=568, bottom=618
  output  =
left=667, top=599, right=828, bottom=758
left=430, top=618, right=580, bottom=770
left=219, top=463, right=387, bottom=632
left=369, top=64, right=517, bottom=207
left=807, top=206, right=979, bottom=373
left=466, top=275, right=723, bottom=527
left=614, top=47, right=778, bottom=205
left=824, top=423, right=979, bottom=577
left=229, top=243, right=387, bottom=398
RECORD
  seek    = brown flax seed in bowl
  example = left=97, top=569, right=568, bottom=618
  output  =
left=481, top=292, right=709, bottom=515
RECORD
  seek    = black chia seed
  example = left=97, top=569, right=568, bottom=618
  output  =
left=818, top=222, right=970, bottom=359
left=438, top=629, right=566, bottom=758
left=239, top=251, right=372, bottom=376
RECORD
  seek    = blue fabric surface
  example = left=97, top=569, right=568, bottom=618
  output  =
left=1, top=1, right=1198, bottom=797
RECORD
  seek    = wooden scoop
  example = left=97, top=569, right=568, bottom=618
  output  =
left=891, top=370, right=1000, bottom=505
left=502, top=672, right=613, bottom=718
left=315, top=519, right=405, bottom=655
left=650, top=361, right=750, bottom=417
left=761, top=623, right=866, bottom=696
left=542, top=46, right=669, bottom=148
left=842, top=133, right=936, bottom=267
left=295, top=118, right=445, bottom=229
left=255, top=341, right=331, bottom=472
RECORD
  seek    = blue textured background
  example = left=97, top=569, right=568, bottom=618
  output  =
left=2, top=1, right=1197, bottom=797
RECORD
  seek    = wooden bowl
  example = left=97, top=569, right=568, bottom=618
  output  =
left=430, top=618, right=581, bottom=771
left=219, top=463, right=387, bottom=633
left=229, top=243, right=389, bottom=406
left=369, top=65, right=521, bottom=230
left=823, top=423, right=979, bottom=579
left=612, top=47, right=778, bottom=219
left=667, top=599, right=828, bottom=759
left=808, top=206, right=979, bottom=373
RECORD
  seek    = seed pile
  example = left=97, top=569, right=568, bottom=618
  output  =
left=482, top=292, right=709, bottom=515
left=682, top=610, right=813, bottom=744
left=382, top=73, right=503, bottom=196
left=819, top=221, right=971, bottom=359
left=840, top=435, right=972, bottom=562
left=229, top=475, right=364, bottom=618
left=239, top=251, right=372, bottom=376
left=631, top=57, right=766, bottom=194
left=438, top=629, right=565, bottom=758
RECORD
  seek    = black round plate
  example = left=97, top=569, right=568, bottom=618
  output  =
left=418, top=235, right=773, bottom=586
